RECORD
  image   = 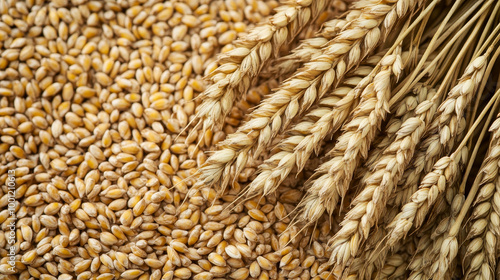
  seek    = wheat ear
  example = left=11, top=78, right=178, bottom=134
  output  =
left=299, top=56, right=398, bottom=231
left=384, top=54, right=489, bottom=248
left=391, top=94, right=500, bottom=276
left=375, top=245, right=411, bottom=279
left=359, top=84, right=437, bottom=184
left=344, top=206, right=401, bottom=279
left=260, top=52, right=417, bottom=201
left=433, top=143, right=500, bottom=279
left=191, top=0, right=330, bottom=136
left=325, top=80, right=440, bottom=271
left=341, top=86, right=439, bottom=278
left=247, top=55, right=382, bottom=198
left=461, top=119, right=500, bottom=279
left=195, top=0, right=417, bottom=193
left=408, top=192, right=464, bottom=280
left=271, top=9, right=363, bottom=77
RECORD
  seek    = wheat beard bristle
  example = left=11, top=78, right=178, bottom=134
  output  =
left=246, top=57, right=383, bottom=199
left=295, top=49, right=401, bottom=271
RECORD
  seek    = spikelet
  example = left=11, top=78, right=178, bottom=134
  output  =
left=460, top=115, right=500, bottom=279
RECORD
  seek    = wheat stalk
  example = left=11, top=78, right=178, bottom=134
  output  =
left=254, top=52, right=430, bottom=204
left=302, top=53, right=401, bottom=227
left=282, top=46, right=401, bottom=271
left=359, top=84, right=437, bottom=183
left=325, top=80, right=442, bottom=271
left=194, top=0, right=418, bottom=194
left=348, top=84, right=431, bottom=197
left=344, top=206, right=400, bottom=279
left=190, top=0, right=331, bottom=137
left=390, top=93, right=500, bottom=277
left=338, top=85, right=439, bottom=278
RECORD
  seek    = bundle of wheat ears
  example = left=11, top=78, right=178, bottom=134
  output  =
left=192, top=0, right=500, bottom=278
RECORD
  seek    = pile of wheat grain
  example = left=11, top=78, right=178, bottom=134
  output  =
left=193, top=0, right=500, bottom=279
left=3, top=0, right=500, bottom=279
left=0, top=0, right=357, bottom=280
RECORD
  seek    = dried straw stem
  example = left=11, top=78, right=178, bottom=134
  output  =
left=195, top=0, right=417, bottom=193
left=192, top=0, right=330, bottom=135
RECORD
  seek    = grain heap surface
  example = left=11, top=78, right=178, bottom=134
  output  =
left=6, top=0, right=500, bottom=279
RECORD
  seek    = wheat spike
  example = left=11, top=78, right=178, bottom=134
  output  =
left=358, top=84, right=436, bottom=182
left=389, top=87, right=500, bottom=276
left=339, top=85, right=438, bottom=278
left=461, top=116, right=500, bottom=279
left=282, top=45, right=401, bottom=271
left=408, top=192, right=464, bottom=280
left=375, top=246, right=411, bottom=279
left=191, top=0, right=331, bottom=137
left=299, top=51, right=403, bottom=234
left=247, top=55, right=382, bottom=198
left=325, top=80, right=442, bottom=271
left=195, top=0, right=418, bottom=194
left=385, top=54, right=488, bottom=248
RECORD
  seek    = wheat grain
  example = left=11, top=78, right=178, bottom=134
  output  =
left=0, top=0, right=340, bottom=279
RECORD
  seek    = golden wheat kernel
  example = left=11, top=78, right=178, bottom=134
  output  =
left=208, top=252, right=226, bottom=267
left=121, top=269, right=144, bottom=279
